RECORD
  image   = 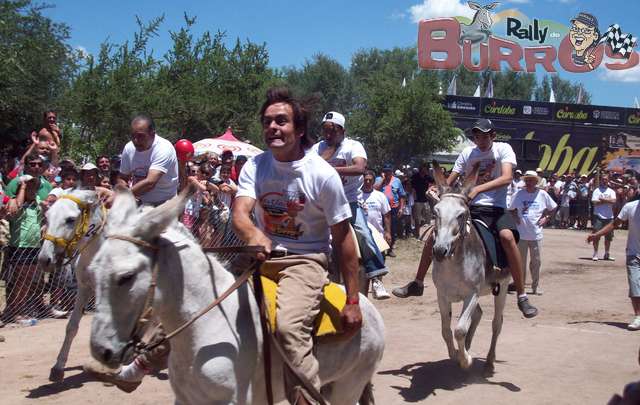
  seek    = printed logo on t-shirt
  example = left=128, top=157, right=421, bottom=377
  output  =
left=132, top=166, right=148, bottom=185
left=327, top=157, right=348, bottom=185
left=476, top=159, right=497, bottom=185
left=259, top=190, right=307, bottom=240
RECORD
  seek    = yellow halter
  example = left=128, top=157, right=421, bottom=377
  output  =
left=43, top=194, right=104, bottom=257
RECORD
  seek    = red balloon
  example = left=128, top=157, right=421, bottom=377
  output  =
left=175, top=139, right=194, bottom=162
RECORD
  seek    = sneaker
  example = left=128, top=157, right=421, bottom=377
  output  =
left=83, top=361, right=142, bottom=393
left=507, top=283, right=517, bottom=294
left=603, top=253, right=615, bottom=261
left=628, top=316, right=640, bottom=331
left=386, top=249, right=396, bottom=258
left=50, top=307, right=69, bottom=319
left=517, top=296, right=538, bottom=318
left=592, top=253, right=599, bottom=261
left=392, top=281, right=424, bottom=298
left=371, top=278, right=391, bottom=300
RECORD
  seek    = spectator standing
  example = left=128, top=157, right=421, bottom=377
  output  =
left=311, top=111, right=390, bottom=298
left=362, top=170, right=392, bottom=299
left=411, top=162, right=434, bottom=238
left=575, top=175, right=591, bottom=230
left=231, top=155, right=247, bottom=183
left=374, top=164, right=406, bottom=257
left=118, top=115, right=179, bottom=206
left=591, top=175, right=617, bottom=261
left=559, top=180, right=576, bottom=228
left=588, top=198, right=640, bottom=330
left=400, top=177, right=414, bottom=238
left=509, top=171, right=558, bottom=295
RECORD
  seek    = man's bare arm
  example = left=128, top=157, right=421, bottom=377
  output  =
left=232, top=196, right=271, bottom=260
left=130, top=169, right=164, bottom=198
left=334, top=157, right=367, bottom=177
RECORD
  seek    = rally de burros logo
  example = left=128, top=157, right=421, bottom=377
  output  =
left=417, top=1, right=638, bottom=73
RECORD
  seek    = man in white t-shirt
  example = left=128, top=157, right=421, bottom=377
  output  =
left=590, top=176, right=617, bottom=261
left=509, top=171, right=558, bottom=295
left=311, top=111, right=390, bottom=299
left=588, top=199, right=640, bottom=330
left=392, top=119, right=538, bottom=318
left=232, top=87, right=362, bottom=405
left=118, top=115, right=179, bottom=206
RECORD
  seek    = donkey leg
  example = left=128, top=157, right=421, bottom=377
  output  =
left=454, top=294, right=479, bottom=370
left=49, top=284, right=90, bottom=382
left=465, top=304, right=483, bottom=350
left=437, top=293, right=456, bottom=360
left=486, top=282, right=508, bottom=370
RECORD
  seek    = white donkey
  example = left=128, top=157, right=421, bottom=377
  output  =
left=460, top=1, right=500, bottom=45
left=89, top=188, right=385, bottom=405
left=38, top=189, right=107, bottom=382
left=431, top=165, right=510, bottom=371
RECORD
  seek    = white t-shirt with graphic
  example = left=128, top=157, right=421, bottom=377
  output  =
left=236, top=151, right=351, bottom=254
left=509, top=188, right=557, bottom=241
left=618, top=200, right=640, bottom=256
left=363, top=189, right=391, bottom=234
left=120, top=135, right=179, bottom=204
left=310, top=138, right=367, bottom=203
left=591, top=186, right=616, bottom=219
left=452, top=142, right=517, bottom=208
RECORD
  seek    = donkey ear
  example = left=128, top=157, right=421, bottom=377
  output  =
left=468, top=1, right=481, bottom=10
left=107, top=185, right=138, bottom=228
left=133, top=185, right=192, bottom=240
left=432, top=160, right=447, bottom=186
left=461, top=162, right=480, bottom=197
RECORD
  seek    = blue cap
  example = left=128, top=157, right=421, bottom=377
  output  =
left=383, top=163, right=393, bottom=171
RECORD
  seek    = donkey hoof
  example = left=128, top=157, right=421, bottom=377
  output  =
left=459, top=353, right=473, bottom=370
left=49, top=367, right=64, bottom=382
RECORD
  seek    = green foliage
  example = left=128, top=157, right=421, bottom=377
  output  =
left=0, top=0, right=78, bottom=141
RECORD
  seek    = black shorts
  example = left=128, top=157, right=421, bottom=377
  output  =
left=470, top=206, right=519, bottom=243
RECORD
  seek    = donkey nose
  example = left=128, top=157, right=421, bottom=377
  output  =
left=101, top=348, right=113, bottom=363
left=433, top=245, right=448, bottom=259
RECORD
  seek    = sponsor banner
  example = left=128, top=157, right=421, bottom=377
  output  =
left=452, top=116, right=640, bottom=174
left=627, top=110, right=640, bottom=127
left=478, top=98, right=554, bottom=120
left=443, top=96, right=481, bottom=115
left=553, top=103, right=625, bottom=125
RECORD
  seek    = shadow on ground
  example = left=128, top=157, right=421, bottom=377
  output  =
left=378, top=358, right=520, bottom=402
left=568, top=320, right=629, bottom=330
left=26, top=366, right=91, bottom=399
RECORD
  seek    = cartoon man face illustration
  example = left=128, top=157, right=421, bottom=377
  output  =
left=569, top=12, right=600, bottom=67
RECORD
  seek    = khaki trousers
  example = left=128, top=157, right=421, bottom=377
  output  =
left=518, top=239, right=542, bottom=291
left=260, top=253, right=330, bottom=405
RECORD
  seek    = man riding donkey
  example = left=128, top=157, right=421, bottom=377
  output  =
left=233, top=87, right=363, bottom=404
left=311, top=111, right=391, bottom=299
left=392, top=118, right=538, bottom=318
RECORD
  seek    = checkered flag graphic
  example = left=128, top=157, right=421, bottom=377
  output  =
left=601, top=24, right=637, bottom=58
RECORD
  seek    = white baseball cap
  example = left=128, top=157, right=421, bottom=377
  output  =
left=321, top=111, right=345, bottom=128
left=81, top=163, right=98, bottom=171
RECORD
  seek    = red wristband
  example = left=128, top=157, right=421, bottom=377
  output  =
left=347, top=297, right=359, bottom=305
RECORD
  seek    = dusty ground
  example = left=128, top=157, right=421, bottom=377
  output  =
left=1, top=228, right=638, bottom=404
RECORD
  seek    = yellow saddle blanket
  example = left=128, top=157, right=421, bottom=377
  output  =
left=260, top=276, right=346, bottom=337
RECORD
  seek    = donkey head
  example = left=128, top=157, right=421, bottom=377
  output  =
left=431, top=161, right=479, bottom=260
left=468, top=1, right=499, bottom=30
left=38, top=190, right=99, bottom=271
left=89, top=186, right=190, bottom=368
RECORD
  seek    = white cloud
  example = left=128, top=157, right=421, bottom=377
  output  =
left=598, top=53, right=640, bottom=82
left=389, top=10, right=407, bottom=20
left=507, top=0, right=530, bottom=3
left=75, top=45, right=89, bottom=59
left=408, top=0, right=475, bottom=23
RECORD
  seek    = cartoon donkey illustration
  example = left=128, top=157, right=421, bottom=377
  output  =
left=460, top=1, right=500, bottom=45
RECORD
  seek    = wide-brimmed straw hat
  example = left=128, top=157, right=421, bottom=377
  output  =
left=522, top=170, right=539, bottom=180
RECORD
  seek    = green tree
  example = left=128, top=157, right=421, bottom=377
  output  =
left=0, top=0, right=78, bottom=142
left=534, top=75, right=591, bottom=104
left=349, top=48, right=458, bottom=165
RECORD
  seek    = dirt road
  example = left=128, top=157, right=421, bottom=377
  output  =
left=1, top=229, right=638, bottom=404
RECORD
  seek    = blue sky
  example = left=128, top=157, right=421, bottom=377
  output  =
left=45, top=0, right=639, bottom=108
